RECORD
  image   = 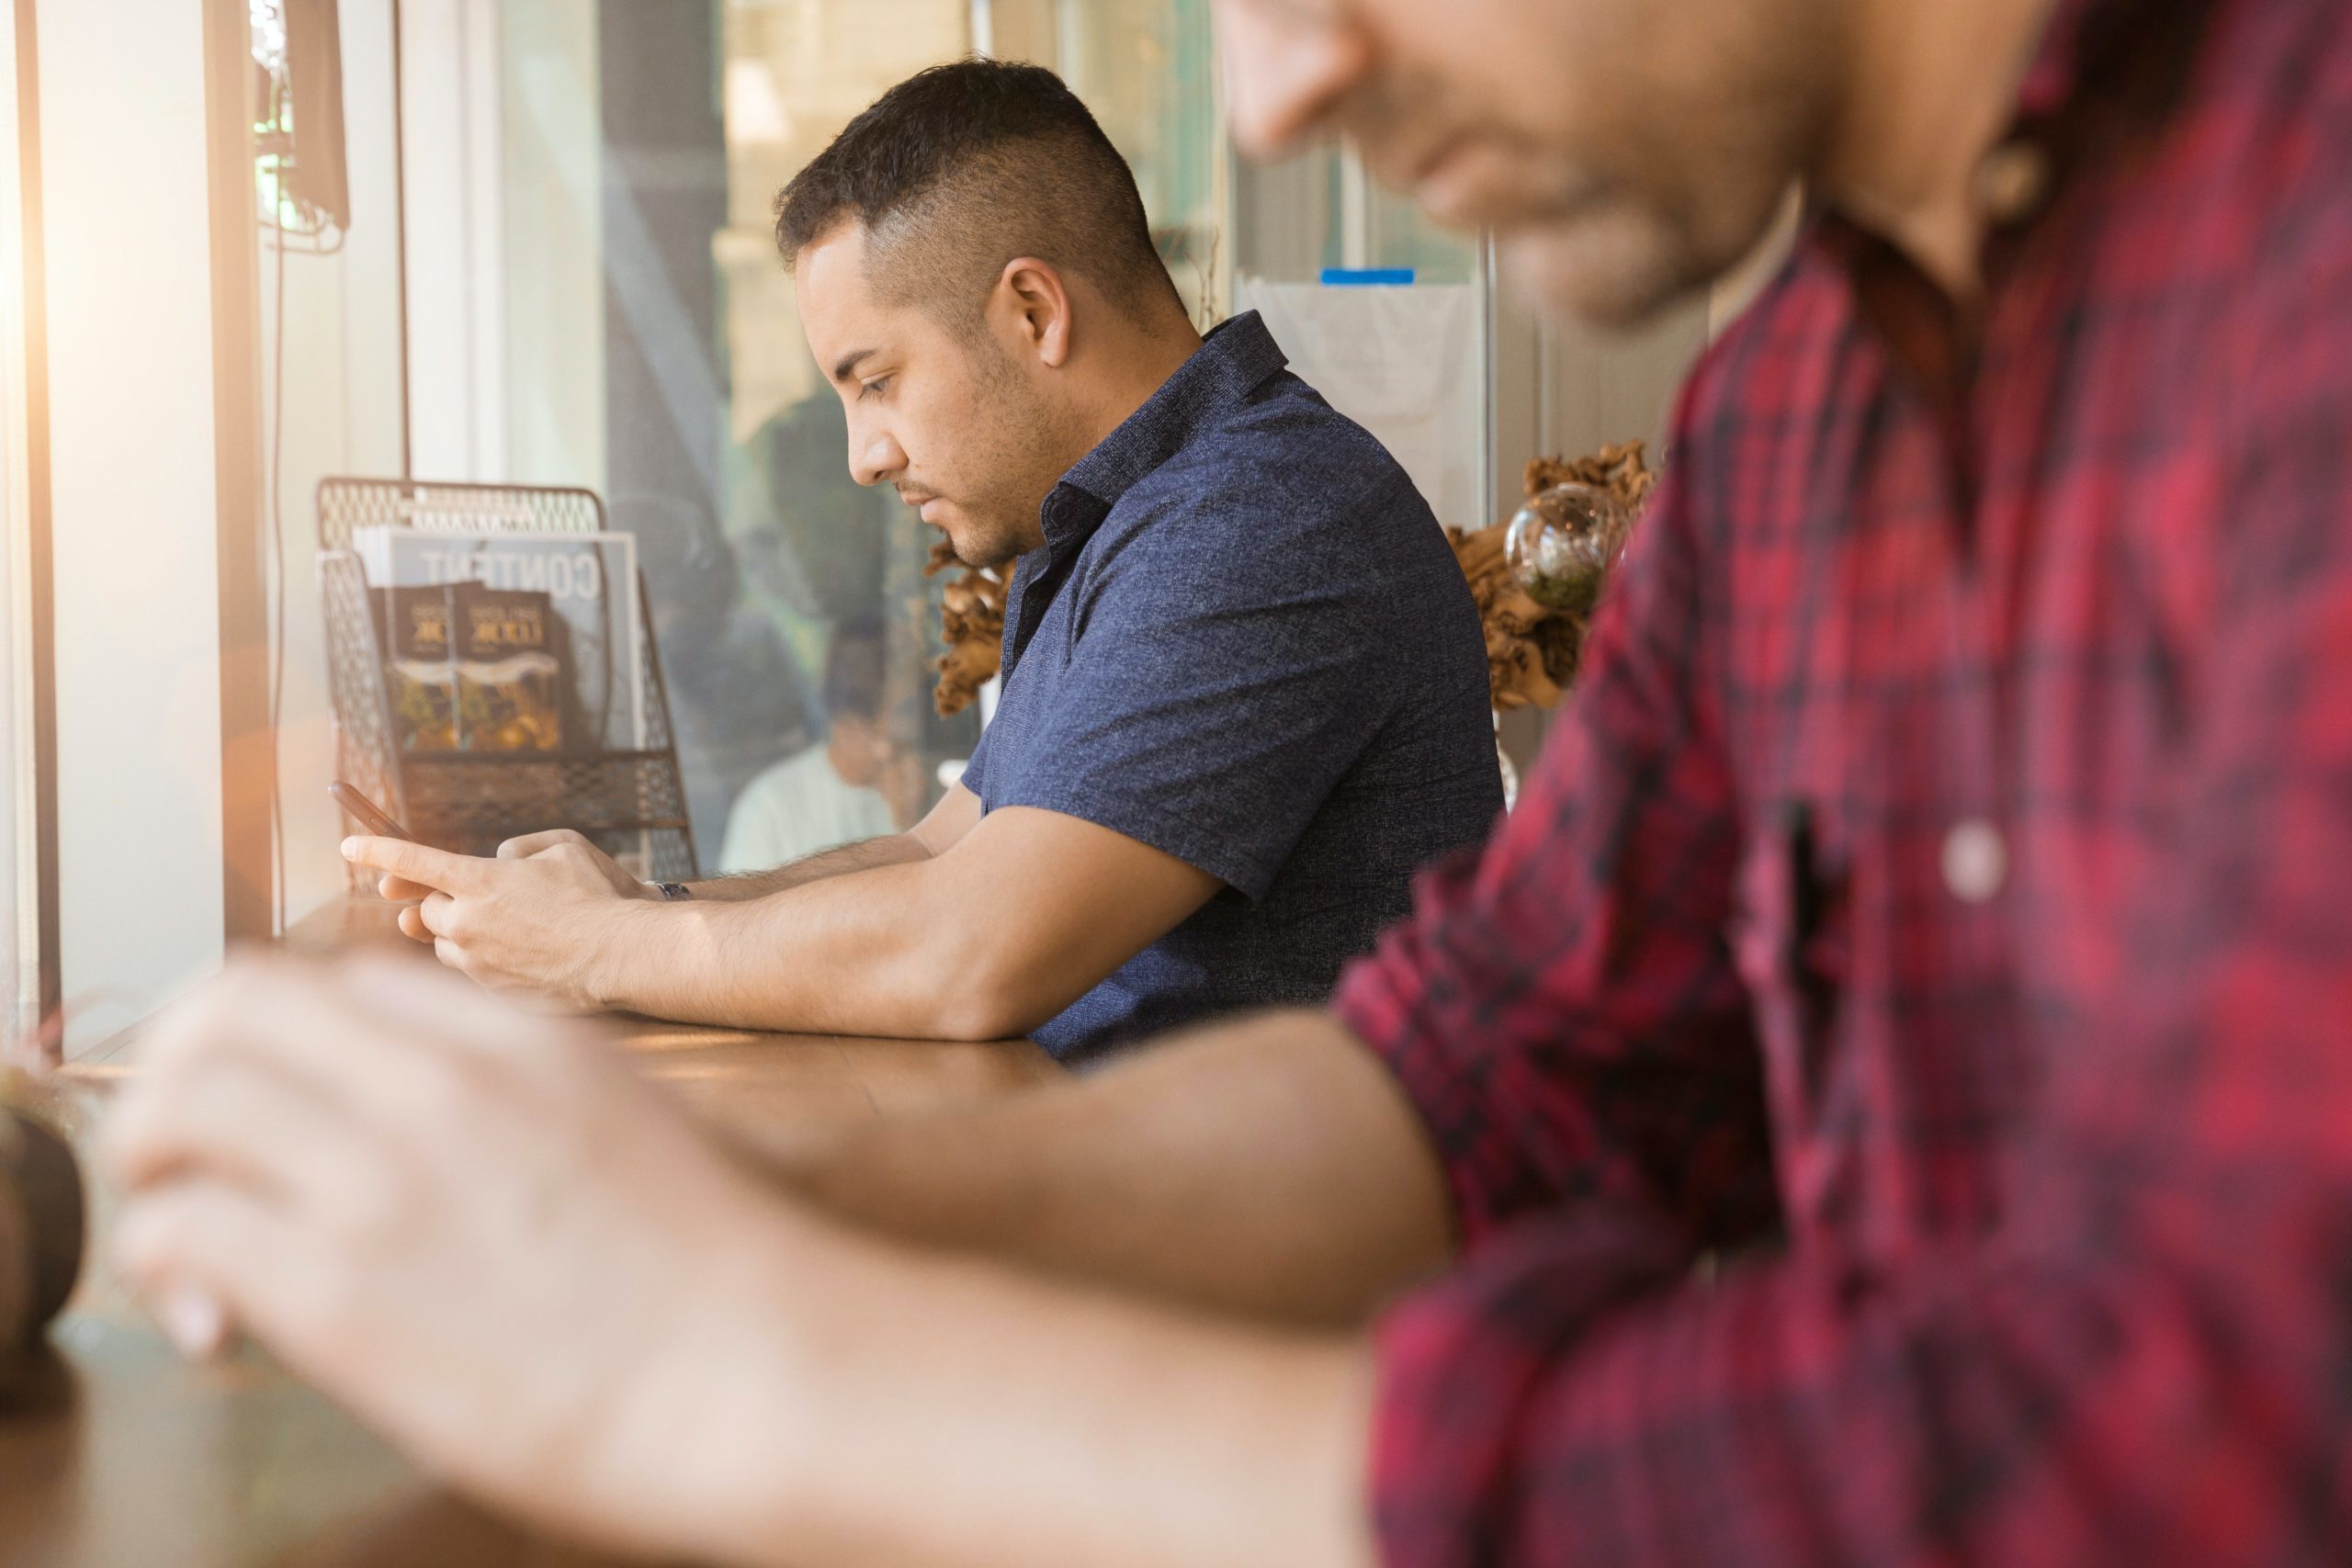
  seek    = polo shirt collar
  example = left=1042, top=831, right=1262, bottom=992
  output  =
left=1043, top=311, right=1290, bottom=547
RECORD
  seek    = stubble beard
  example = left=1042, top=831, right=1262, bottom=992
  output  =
left=1506, top=1, right=1834, bottom=327
left=944, top=517, right=1026, bottom=572
left=944, top=342, right=1076, bottom=571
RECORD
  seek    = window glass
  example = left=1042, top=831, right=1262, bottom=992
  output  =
left=492, top=0, right=1227, bottom=866
left=1234, top=145, right=1491, bottom=529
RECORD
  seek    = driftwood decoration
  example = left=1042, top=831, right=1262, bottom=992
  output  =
left=1447, top=441, right=1657, bottom=711
left=926, top=540, right=1009, bottom=716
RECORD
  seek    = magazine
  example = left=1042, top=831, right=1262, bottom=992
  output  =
left=354, top=526, right=644, bottom=754
left=379, top=584, right=459, bottom=752
left=456, top=587, right=567, bottom=751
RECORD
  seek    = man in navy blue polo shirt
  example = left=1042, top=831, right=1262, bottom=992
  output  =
left=346, top=58, right=1498, bottom=1063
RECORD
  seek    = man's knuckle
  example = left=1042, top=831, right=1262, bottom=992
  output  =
left=277, top=1253, right=361, bottom=1345
left=338, top=1166, right=415, bottom=1247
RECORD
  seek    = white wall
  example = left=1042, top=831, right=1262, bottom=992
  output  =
left=401, top=0, right=507, bottom=480
left=271, top=0, right=412, bottom=930
left=38, top=0, right=225, bottom=1053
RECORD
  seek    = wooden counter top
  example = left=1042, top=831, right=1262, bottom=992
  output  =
left=0, top=898, right=1063, bottom=1566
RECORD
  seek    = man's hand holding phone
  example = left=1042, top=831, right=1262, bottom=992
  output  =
left=342, top=829, right=665, bottom=1010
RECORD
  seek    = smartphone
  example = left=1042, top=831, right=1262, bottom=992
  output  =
left=328, top=781, right=414, bottom=842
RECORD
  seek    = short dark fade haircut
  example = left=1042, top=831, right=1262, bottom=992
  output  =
left=774, top=59, right=1181, bottom=325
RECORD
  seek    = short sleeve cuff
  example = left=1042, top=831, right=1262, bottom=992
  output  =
left=958, top=726, right=993, bottom=797
left=984, top=783, right=1282, bottom=901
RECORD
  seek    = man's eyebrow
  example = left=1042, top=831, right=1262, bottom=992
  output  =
left=831, top=347, right=878, bottom=384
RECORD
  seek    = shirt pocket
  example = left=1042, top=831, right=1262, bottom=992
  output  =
left=1729, top=802, right=1852, bottom=1122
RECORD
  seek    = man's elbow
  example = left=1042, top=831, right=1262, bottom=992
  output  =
left=921, top=973, right=1057, bottom=1043
left=911, top=931, right=1069, bottom=1043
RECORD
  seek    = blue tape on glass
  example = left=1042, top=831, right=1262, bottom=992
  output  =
left=1318, top=267, right=1416, bottom=287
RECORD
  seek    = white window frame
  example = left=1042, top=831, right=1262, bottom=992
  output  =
left=0, top=0, right=51, bottom=1047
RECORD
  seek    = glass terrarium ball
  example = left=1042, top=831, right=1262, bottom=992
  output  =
left=1504, top=483, right=1630, bottom=614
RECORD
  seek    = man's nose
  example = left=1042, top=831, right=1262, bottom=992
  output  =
left=1216, top=0, right=1371, bottom=161
left=850, top=426, right=904, bottom=489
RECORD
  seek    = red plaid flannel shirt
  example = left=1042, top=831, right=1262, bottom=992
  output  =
left=1331, top=1, right=2352, bottom=1562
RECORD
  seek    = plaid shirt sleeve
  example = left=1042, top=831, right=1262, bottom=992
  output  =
left=1334, top=158, right=2352, bottom=1568
left=1330, top=413, right=1781, bottom=1262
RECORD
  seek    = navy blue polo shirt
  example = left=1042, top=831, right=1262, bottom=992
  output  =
left=962, top=310, right=1501, bottom=1064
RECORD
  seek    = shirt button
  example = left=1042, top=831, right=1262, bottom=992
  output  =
left=1941, top=819, right=2008, bottom=903
left=1974, top=140, right=2052, bottom=229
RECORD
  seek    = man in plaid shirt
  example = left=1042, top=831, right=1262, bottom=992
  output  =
left=104, top=0, right=2352, bottom=1562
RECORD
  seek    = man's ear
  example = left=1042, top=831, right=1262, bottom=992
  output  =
left=994, top=256, right=1074, bottom=369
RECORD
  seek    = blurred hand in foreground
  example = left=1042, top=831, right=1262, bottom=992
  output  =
left=101, top=955, right=815, bottom=1564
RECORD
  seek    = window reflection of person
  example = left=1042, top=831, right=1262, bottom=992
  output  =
left=617, top=493, right=813, bottom=853
left=718, top=620, right=899, bottom=874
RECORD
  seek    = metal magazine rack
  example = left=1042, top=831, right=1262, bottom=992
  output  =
left=318, top=477, right=699, bottom=893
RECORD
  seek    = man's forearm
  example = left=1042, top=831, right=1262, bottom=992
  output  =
left=692, top=1202, right=1378, bottom=1568
left=594, top=855, right=1002, bottom=1038
left=684, top=833, right=930, bottom=902
left=776, top=1010, right=1457, bottom=1326
left=589, top=800, right=1216, bottom=1043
